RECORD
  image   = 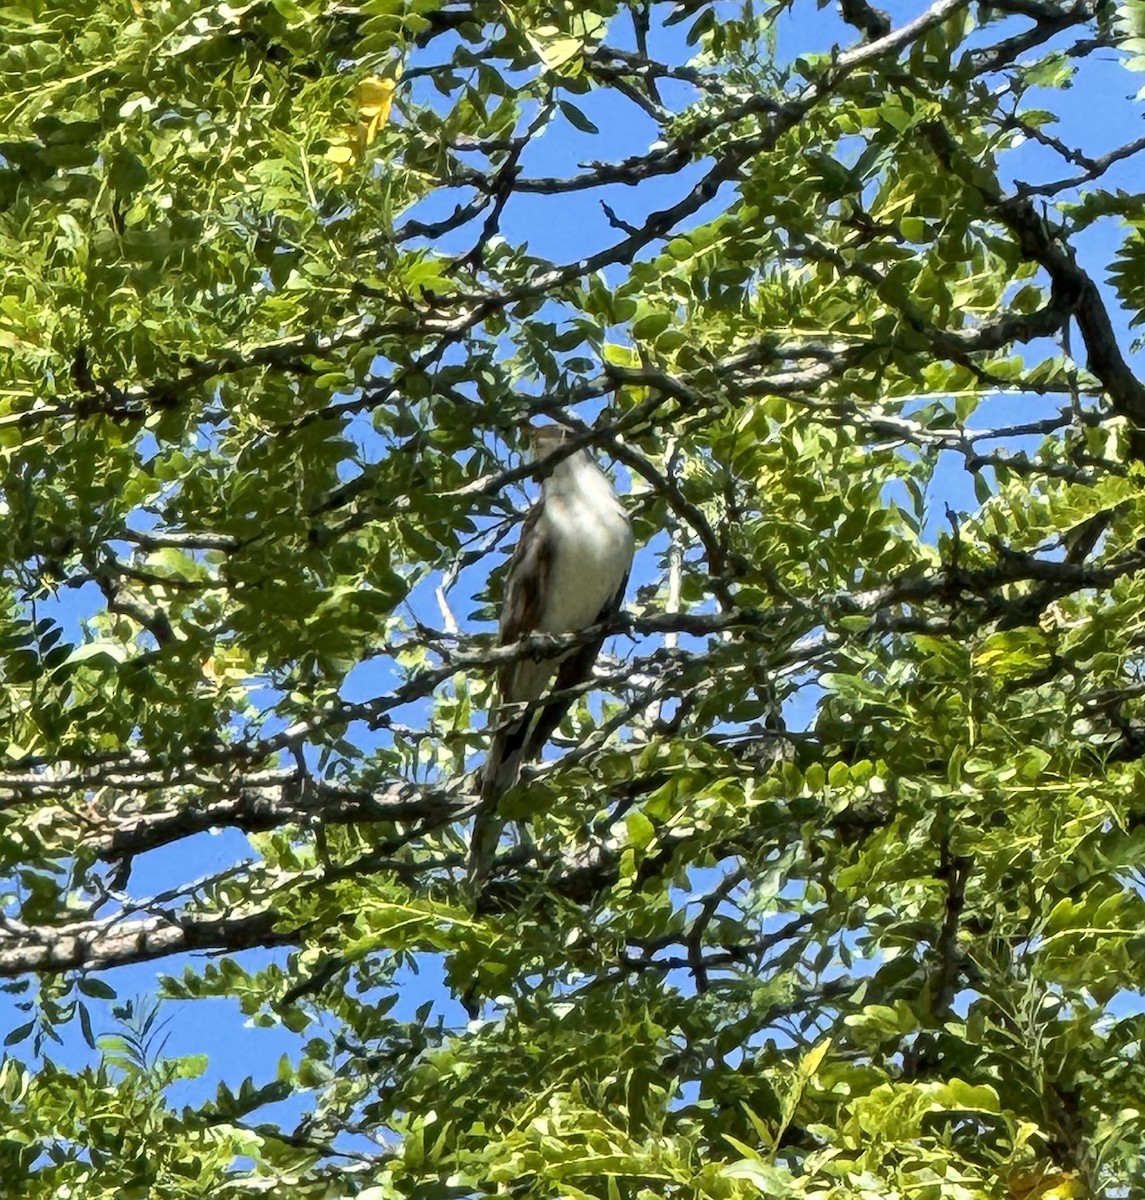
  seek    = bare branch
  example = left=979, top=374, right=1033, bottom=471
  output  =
left=0, top=907, right=296, bottom=979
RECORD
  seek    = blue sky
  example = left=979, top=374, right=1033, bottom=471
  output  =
left=9, top=0, right=1145, bottom=1159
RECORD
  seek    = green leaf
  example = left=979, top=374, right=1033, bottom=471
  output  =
left=558, top=100, right=599, bottom=133
left=77, top=978, right=117, bottom=1000
left=626, top=809, right=656, bottom=850
left=3, top=1022, right=33, bottom=1047
left=632, top=312, right=671, bottom=340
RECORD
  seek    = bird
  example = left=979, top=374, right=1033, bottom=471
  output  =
left=468, top=424, right=635, bottom=886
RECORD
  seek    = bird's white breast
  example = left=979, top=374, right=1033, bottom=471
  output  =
left=536, top=457, right=633, bottom=634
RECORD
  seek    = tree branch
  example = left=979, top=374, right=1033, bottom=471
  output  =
left=0, top=907, right=297, bottom=978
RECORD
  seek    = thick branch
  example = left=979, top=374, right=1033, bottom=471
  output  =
left=0, top=907, right=296, bottom=978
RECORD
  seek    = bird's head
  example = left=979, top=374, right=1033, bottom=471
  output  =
left=522, top=423, right=604, bottom=485
left=523, top=424, right=570, bottom=460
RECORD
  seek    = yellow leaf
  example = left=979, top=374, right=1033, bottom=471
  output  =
left=1008, top=1168, right=1085, bottom=1200
left=602, top=342, right=639, bottom=368
left=799, top=1038, right=831, bottom=1079
left=325, top=143, right=355, bottom=165
left=528, top=30, right=583, bottom=70
left=357, top=75, right=396, bottom=146
left=358, top=76, right=396, bottom=114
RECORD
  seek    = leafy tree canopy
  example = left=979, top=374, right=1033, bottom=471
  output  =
left=0, top=0, right=1144, bottom=1194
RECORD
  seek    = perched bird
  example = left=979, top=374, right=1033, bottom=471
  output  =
left=468, top=425, right=635, bottom=885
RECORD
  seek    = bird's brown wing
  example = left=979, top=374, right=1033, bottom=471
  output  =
left=520, top=567, right=630, bottom=762
left=479, top=501, right=555, bottom=802
left=496, top=500, right=553, bottom=702
left=470, top=502, right=555, bottom=886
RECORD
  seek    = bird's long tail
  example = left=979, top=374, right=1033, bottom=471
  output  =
left=467, top=642, right=602, bottom=888
left=466, top=713, right=532, bottom=888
